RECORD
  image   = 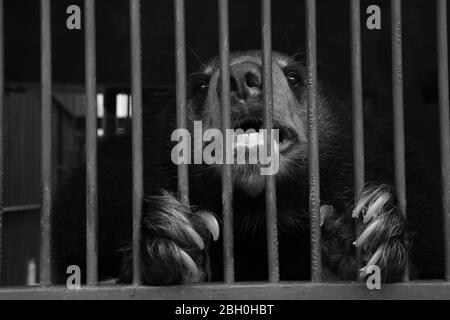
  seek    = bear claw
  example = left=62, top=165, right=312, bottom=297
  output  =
left=199, top=211, right=220, bottom=241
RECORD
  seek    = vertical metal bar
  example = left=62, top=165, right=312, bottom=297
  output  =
left=130, top=0, right=143, bottom=286
left=350, top=0, right=365, bottom=279
left=218, top=0, right=235, bottom=284
left=437, top=0, right=450, bottom=281
left=84, top=0, right=98, bottom=285
left=0, top=0, right=3, bottom=287
left=306, top=0, right=322, bottom=282
left=40, top=0, right=52, bottom=286
left=174, top=0, right=189, bottom=205
left=391, top=0, right=409, bottom=281
left=261, top=0, right=279, bottom=283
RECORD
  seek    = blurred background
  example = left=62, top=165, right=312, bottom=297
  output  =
left=2, top=0, right=447, bottom=285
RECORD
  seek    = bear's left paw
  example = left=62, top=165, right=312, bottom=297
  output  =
left=352, top=184, right=408, bottom=282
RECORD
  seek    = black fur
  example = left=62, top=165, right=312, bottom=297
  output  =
left=52, top=51, right=445, bottom=284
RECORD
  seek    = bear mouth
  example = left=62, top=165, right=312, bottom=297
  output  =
left=232, top=118, right=296, bottom=153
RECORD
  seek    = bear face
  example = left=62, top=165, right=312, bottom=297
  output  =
left=185, top=51, right=350, bottom=199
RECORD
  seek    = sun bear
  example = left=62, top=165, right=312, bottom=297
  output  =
left=52, top=50, right=445, bottom=285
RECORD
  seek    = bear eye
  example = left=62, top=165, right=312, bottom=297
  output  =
left=194, top=80, right=209, bottom=96
left=286, top=71, right=302, bottom=87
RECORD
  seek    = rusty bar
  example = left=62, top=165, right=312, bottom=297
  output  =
left=218, top=0, right=235, bottom=284
left=306, top=0, right=321, bottom=282
left=437, top=0, right=450, bottom=281
left=0, top=0, right=3, bottom=287
left=174, top=0, right=189, bottom=205
left=350, top=0, right=365, bottom=279
left=84, top=0, right=98, bottom=285
left=40, top=0, right=52, bottom=286
left=391, top=0, right=409, bottom=281
left=130, top=0, right=143, bottom=285
left=261, top=0, right=279, bottom=283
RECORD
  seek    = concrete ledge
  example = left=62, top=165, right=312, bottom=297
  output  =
left=0, top=281, right=449, bottom=300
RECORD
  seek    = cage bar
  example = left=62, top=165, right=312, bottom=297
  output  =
left=391, top=0, right=409, bottom=281
left=40, top=0, right=52, bottom=286
left=84, top=0, right=98, bottom=286
left=3, top=281, right=450, bottom=299
left=0, top=0, right=3, bottom=287
left=174, top=0, right=189, bottom=205
left=437, top=0, right=450, bottom=281
left=130, top=0, right=143, bottom=285
left=350, top=0, right=365, bottom=278
left=306, top=0, right=321, bottom=283
left=218, top=0, right=235, bottom=284
left=261, top=0, right=280, bottom=283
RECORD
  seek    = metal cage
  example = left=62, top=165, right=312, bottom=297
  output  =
left=0, top=0, right=449, bottom=299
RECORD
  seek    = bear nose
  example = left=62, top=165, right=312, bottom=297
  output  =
left=231, top=62, right=262, bottom=100
left=219, top=62, right=262, bottom=101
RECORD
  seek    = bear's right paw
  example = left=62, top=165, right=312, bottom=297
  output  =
left=120, top=190, right=219, bottom=285
left=352, top=184, right=408, bottom=282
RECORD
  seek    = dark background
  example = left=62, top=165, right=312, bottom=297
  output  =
left=4, top=0, right=447, bottom=158
left=2, top=0, right=448, bottom=284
